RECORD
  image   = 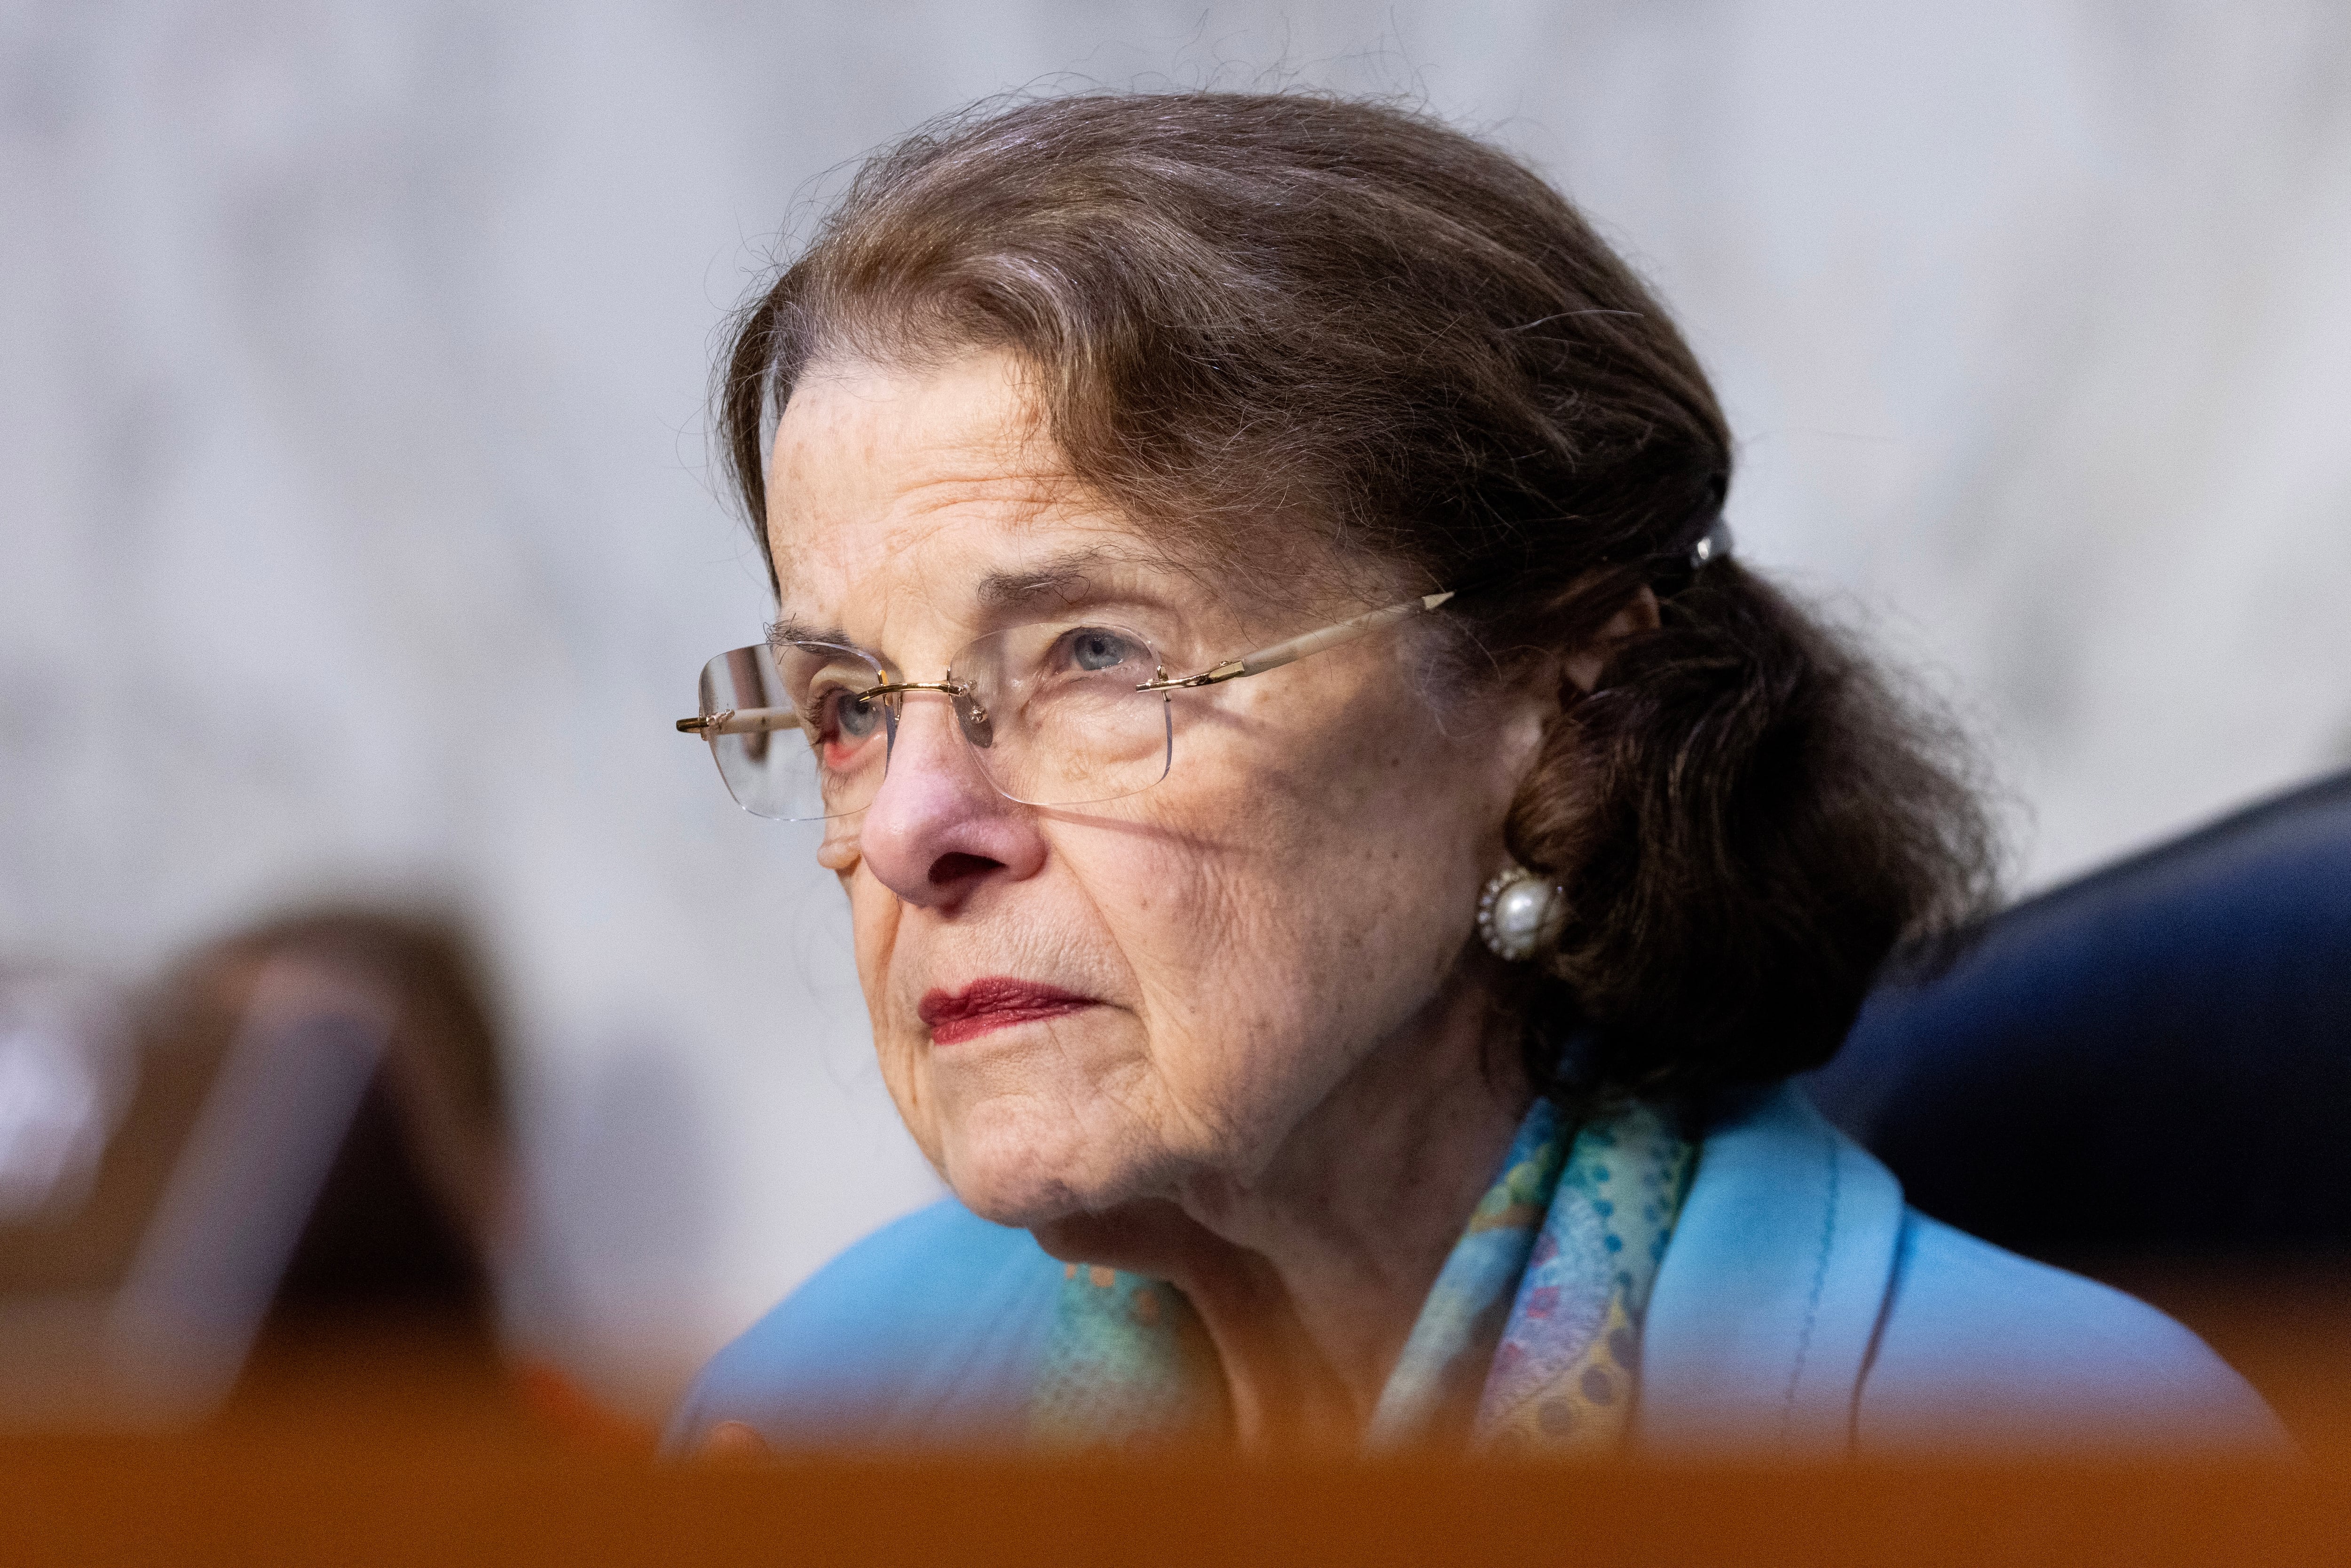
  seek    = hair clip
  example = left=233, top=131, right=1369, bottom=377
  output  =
left=1689, top=515, right=1733, bottom=570
left=1654, top=514, right=1733, bottom=598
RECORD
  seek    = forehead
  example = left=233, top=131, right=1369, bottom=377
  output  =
left=766, top=351, right=1153, bottom=641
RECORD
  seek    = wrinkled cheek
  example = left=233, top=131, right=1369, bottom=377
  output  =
left=1111, top=890, right=1274, bottom=1158
left=873, top=1027, right=946, bottom=1170
left=845, top=883, right=943, bottom=1166
left=1192, top=1016, right=1318, bottom=1158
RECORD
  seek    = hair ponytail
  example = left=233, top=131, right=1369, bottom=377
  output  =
left=1505, top=559, right=1995, bottom=1108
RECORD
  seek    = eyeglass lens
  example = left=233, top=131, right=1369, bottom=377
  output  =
left=696, top=623, right=1174, bottom=821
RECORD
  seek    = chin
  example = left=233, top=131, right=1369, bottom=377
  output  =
left=933, top=1094, right=1167, bottom=1229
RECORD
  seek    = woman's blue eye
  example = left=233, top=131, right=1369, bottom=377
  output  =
left=1067, top=630, right=1137, bottom=671
left=833, top=690, right=884, bottom=739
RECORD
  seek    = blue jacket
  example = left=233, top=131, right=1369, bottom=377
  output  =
left=670, top=1087, right=2284, bottom=1457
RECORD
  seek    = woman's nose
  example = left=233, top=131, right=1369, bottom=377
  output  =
left=854, top=696, right=1046, bottom=907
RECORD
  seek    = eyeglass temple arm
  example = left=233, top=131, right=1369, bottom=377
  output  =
left=1138, top=590, right=1455, bottom=692
left=675, top=707, right=802, bottom=736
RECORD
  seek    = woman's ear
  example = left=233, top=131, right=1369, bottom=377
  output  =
left=1564, top=586, right=1660, bottom=694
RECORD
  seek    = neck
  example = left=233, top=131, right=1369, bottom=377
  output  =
left=1032, top=974, right=1532, bottom=1451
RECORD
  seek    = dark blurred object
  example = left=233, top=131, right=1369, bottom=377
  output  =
left=1808, top=768, right=2351, bottom=1439
left=1810, top=767, right=2351, bottom=1253
left=0, top=908, right=513, bottom=1427
left=184, top=911, right=513, bottom=1378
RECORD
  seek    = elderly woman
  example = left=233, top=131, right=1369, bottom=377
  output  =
left=666, top=94, right=2276, bottom=1458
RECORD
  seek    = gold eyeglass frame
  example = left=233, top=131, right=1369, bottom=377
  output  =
left=673, top=588, right=1456, bottom=741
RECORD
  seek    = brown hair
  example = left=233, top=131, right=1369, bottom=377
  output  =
left=716, top=92, right=1995, bottom=1109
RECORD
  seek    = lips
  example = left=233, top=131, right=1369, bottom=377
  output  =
left=917, top=977, right=1098, bottom=1045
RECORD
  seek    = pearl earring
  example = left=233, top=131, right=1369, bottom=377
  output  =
left=1477, top=862, right=1564, bottom=962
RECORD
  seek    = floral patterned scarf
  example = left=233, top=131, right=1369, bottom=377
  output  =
left=1027, top=1098, right=1696, bottom=1454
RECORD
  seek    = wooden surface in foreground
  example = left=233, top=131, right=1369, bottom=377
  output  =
left=11, top=1433, right=2351, bottom=1567
left=11, top=1278, right=2351, bottom=1568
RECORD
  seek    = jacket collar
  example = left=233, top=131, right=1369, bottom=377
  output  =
left=1634, top=1083, right=1907, bottom=1456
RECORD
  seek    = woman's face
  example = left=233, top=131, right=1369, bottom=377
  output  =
left=769, top=350, right=1545, bottom=1225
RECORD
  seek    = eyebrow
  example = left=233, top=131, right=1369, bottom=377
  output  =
left=975, top=545, right=1138, bottom=614
left=765, top=616, right=853, bottom=648
left=765, top=545, right=1157, bottom=652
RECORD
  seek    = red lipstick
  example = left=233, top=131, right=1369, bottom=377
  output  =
left=918, top=978, right=1098, bottom=1045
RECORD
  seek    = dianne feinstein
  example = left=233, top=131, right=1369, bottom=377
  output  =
left=666, top=93, right=2279, bottom=1458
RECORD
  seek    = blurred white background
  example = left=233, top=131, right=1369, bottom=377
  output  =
left=5, top=1, right=2348, bottom=1410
